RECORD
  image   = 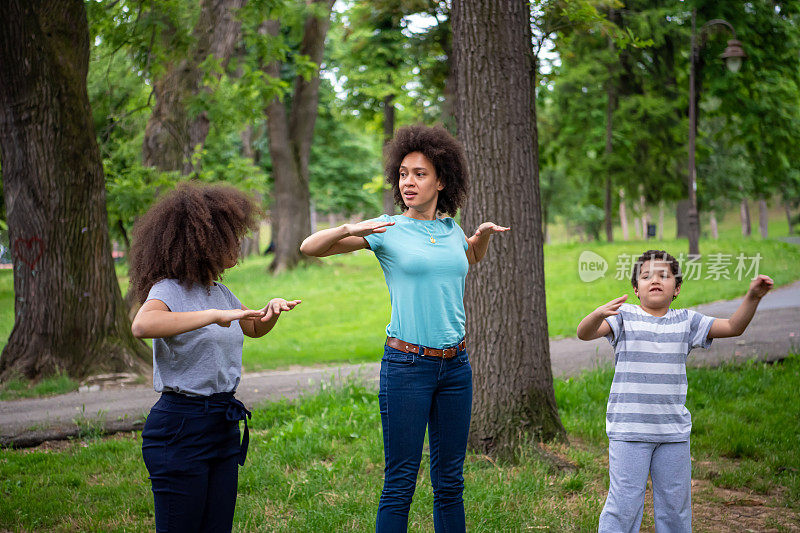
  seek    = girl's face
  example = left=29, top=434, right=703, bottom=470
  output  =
left=223, top=237, right=240, bottom=269
left=635, top=260, right=680, bottom=308
left=398, top=152, right=443, bottom=212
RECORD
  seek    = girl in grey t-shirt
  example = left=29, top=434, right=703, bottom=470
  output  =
left=129, top=183, right=300, bottom=533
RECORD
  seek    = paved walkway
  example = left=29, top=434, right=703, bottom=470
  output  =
left=1, top=281, right=798, bottom=447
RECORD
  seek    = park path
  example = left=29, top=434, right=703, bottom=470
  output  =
left=1, top=281, right=798, bottom=447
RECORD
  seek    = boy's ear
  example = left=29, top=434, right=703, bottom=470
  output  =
left=673, top=284, right=681, bottom=299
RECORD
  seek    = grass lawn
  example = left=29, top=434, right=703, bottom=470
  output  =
left=1, top=233, right=799, bottom=379
left=1, top=355, right=798, bottom=531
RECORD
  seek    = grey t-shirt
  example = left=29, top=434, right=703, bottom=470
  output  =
left=146, top=278, right=243, bottom=396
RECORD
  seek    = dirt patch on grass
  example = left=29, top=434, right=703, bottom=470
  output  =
left=689, top=479, right=800, bottom=533
left=568, top=439, right=799, bottom=532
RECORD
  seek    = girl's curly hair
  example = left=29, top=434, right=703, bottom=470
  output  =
left=128, top=182, right=261, bottom=304
left=384, top=124, right=469, bottom=217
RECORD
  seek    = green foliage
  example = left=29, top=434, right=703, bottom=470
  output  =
left=329, top=0, right=451, bottom=132
left=540, top=1, right=800, bottom=236
left=309, top=86, right=382, bottom=216
left=696, top=0, right=800, bottom=201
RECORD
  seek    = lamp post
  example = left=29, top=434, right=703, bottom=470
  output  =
left=687, top=10, right=746, bottom=256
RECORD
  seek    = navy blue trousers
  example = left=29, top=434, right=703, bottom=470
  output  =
left=142, top=392, right=250, bottom=533
left=376, top=344, right=472, bottom=533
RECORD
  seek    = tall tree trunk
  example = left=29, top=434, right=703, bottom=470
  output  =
left=639, top=189, right=648, bottom=239
left=758, top=197, right=769, bottom=238
left=657, top=201, right=664, bottom=240
left=142, top=0, right=246, bottom=173
left=619, top=188, right=629, bottom=240
left=382, top=93, right=396, bottom=215
left=238, top=123, right=261, bottom=257
left=785, top=200, right=795, bottom=235
left=740, top=198, right=751, bottom=237
left=603, top=16, right=615, bottom=243
left=0, top=0, right=150, bottom=380
left=709, top=210, right=718, bottom=239
left=263, top=0, right=335, bottom=273
left=453, top=0, right=566, bottom=458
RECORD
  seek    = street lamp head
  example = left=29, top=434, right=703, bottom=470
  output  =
left=721, top=39, right=746, bottom=73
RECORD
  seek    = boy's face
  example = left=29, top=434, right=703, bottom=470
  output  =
left=634, top=259, right=680, bottom=308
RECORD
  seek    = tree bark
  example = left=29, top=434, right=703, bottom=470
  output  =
left=263, top=0, right=335, bottom=272
left=142, top=0, right=246, bottom=173
left=619, top=189, right=629, bottom=240
left=238, top=123, right=260, bottom=257
left=0, top=0, right=150, bottom=380
left=758, top=197, right=769, bottom=239
left=382, top=93, right=396, bottom=215
left=452, top=0, right=566, bottom=458
left=785, top=201, right=795, bottom=235
left=740, top=198, right=751, bottom=237
left=657, top=201, right=664, bottom=240
left=676, top=199, right=690, bottom=239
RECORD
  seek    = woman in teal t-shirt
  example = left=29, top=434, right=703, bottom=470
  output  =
left=301, top=124, right=508, bottom=532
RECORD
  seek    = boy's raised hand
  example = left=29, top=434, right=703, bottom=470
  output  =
left=258, top=298, right=302, bottom=322
left=595, top=294, right=628, bottom=318
left=748, top=275, right=774, bottom=299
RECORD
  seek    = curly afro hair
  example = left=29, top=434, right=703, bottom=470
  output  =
left=384, top=124, right=469, bottom=217
left=631, top=249, right=683, bottom=296
left=128, top=182, right=261, bottom=304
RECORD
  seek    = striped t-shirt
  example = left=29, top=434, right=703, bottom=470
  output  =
left=604, top=303, right=715, bottom=442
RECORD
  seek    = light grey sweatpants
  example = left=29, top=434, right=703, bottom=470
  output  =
left=598, top=440, right=691, bottom=533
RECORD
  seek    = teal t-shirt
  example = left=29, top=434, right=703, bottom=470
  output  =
left=364, top=214, right=469, bottom=348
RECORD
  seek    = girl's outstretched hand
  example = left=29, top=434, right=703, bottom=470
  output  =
left=258, top=298, right=302, bottom=322
left=215, top=308, right=265, bottom=328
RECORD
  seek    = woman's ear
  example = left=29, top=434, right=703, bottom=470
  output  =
left=437, top=179, right=444, bottom=192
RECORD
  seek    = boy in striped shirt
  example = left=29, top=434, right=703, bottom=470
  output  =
left=577, top=249, right=773, bottom=533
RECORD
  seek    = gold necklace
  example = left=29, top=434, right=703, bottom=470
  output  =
left=423, top=221, right=437, bottom=244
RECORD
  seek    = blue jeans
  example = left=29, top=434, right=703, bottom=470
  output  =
left=141, top=392, right=249, bottom=533
left=376, top=344, right=473, bottom=533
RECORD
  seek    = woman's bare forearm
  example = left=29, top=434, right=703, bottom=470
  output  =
left=300, top=225, right=351, bottom=256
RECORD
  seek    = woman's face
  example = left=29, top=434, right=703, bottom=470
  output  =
left=398, top=151, right=443, bottom=211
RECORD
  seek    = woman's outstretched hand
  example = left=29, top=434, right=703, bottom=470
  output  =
left=344, top=220, right=395, bottom=237
left=473, top=222, right=511, bottom=238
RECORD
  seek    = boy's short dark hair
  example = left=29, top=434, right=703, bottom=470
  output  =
left=631, top=249, right=683, bottom=292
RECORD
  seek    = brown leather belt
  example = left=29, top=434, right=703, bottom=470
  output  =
left=386, top=336, right=466, bottom=359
